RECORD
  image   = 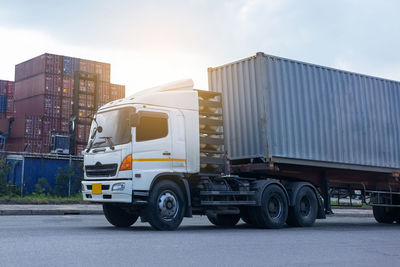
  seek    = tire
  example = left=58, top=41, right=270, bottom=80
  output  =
left=253, top=184, right=288, bottom=229
left=207, top=213, right=241, bottom=227
left=373, top=206, right=394, bottom=224
left=103, top=204, right=139, bottom=228
left=144, top=180, right=186, bottom=230
left=287, top=186, right=318, bottom=227
left=240, top=207, right=256, bottom=225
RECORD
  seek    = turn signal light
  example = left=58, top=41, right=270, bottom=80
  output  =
left=120, top=154, right=132, bottom=171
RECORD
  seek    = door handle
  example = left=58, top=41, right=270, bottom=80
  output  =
left=162, top=152, right=171, bottom=156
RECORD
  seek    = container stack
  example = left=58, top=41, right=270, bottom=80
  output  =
left=10, top=53, right=125, bottom=155
left=0, top=80, right=15, bottom=120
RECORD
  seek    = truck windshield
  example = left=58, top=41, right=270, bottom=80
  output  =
left=89, top=107, right=134, bottom=148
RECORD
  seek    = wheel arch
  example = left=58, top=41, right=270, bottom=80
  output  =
left=150, top=173, right=192, bottom=217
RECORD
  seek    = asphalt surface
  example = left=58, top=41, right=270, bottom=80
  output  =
left=0, top=214, right=399, bottom=267
left=0, top=204, right=374, bottom=216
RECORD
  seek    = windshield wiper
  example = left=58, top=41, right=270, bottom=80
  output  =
left=86, top=117, right=103, bottom=153
left=100, top=136, right=115, bottom=150
left=93, top=140, right=106, bottom=147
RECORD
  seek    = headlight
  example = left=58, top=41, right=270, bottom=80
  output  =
left=112, top=182, right=125, bottom=191
left=81, top=183, right=85, bottom=192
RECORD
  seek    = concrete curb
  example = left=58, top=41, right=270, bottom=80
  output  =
left=0, top=204, right=103, bottom=216
left=0, top=210, right=104, bottom=216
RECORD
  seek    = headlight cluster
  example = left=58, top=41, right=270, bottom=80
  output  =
left=112, top=182, right=125, bottom=191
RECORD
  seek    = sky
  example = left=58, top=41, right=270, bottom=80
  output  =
left=0, top=0, right=400, bottom=96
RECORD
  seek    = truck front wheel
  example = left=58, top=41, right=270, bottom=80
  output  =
left=145, top=180, right=186, bottom=230
left=253, top=184, right=288, bottom=229
left=286, top=186, right=318, bottom=227
left=103, top=204, right=139, bottom=228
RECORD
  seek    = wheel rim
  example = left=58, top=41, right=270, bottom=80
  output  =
left=267, top=194, right=282, bottom=219
left=157, top=190, right=179, bottom=221
left=299, top=196, right=311, bottom=217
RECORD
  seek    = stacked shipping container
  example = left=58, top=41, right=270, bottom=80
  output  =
left=0, top=80, right=15, bottom=120
left=10, top=53, right=125, bottom=155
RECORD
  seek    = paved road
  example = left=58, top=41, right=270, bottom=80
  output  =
left=0, top=215, right=399, bottom=267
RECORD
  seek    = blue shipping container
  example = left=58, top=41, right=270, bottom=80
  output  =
left=209, top=52, right=400, bottom=172
left=6, top=154, right=83, bottom=195
left=63, top=56, right=80, bottom=77
left=0, top=95, right=6, bottom=113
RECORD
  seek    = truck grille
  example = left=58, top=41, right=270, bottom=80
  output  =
left=85, top=163, right=118, bottom=177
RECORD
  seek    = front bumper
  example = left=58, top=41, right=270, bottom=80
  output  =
left=82, top=180, right=133, bottom=203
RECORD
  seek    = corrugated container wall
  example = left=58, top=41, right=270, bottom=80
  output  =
left=0, top=80, right=15, bottom=119
left=208, top=52, right=400, bottom=170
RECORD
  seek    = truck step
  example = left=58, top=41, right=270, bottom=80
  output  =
left=200, top=191, right=256, bottom=196
left=200, top=200, right=257, bottom=206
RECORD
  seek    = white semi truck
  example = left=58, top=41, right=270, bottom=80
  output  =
left=82, top=53, right=400, bottom=230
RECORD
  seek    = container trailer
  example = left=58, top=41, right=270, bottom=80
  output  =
left=81, top=53, right=400, bottom=230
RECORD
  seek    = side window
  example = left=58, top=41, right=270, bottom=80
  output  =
left=136, top=115, right=168, bottom=142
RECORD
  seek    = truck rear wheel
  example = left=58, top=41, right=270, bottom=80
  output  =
left=103, top=204, right=139, bottom=228
left=207, top=213, right=241, bottom=227
left=253, top=184, right=288, bottom=229
left=287, top=186, right=318, bottom=227
left=145, top=180, right=186, bottom=230
left=373, top=206, right=394, bottom=224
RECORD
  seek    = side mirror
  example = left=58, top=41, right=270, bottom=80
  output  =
left=130, top=113, right=139, bottom=127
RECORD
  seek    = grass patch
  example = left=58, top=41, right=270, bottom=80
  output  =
left=0, top=193, right=87, bottom=204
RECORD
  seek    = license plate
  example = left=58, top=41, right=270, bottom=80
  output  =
left=92, top=184, right=102, bottom=195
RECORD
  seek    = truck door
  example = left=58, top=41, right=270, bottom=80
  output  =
left=132, top=110, right=172, bottom=176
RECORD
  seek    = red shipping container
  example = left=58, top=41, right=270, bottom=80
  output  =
left=24, top=115, right=43, bottom=139
left=53, top=74, right=62, bottom=96
left=15, top=55, right=46, bottom=82
left=110, top=83, right=125, bottom=100
left=7, top=81, right=15, bottom=96
left=15, top=74, right=63, bottom=100
left=61, top=120, right=69, bottom=132
left=79, top=59, right=95, bottom=74
left=62, top=76, right=74, bottom=98
left=76, top=144, right=86, bottom=156
left=15, top=53, right=63, bottom=82
left=76, top=124, right=87, bottom=142
left=0, top=80, right=8, bottom=95
left=43, top=95, right=61, bottom=118
left=95, top=62, right=111, bottom=82
left=77, top=109, right=92, bottom=124
left=6, top=96, right=14, bottom=115
left=61, top=98, right=72, bottom=119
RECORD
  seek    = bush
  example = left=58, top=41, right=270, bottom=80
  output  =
left=54, top=166, right=74, bottom=197
left=34, top=177, right=52, bottom=195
